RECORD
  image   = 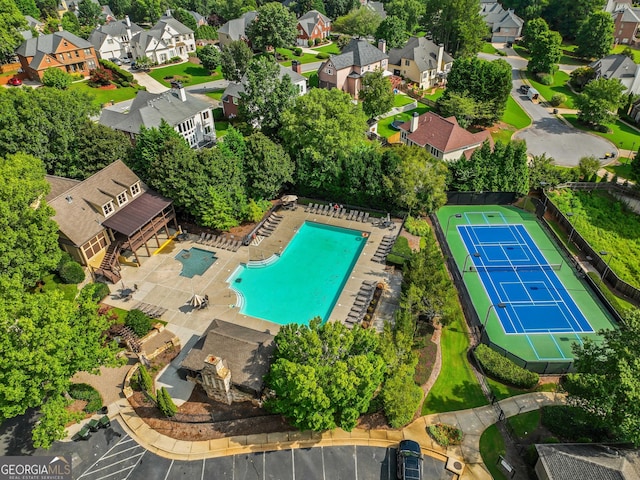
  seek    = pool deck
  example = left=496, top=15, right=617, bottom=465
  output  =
left=104, top=207, right=403, bottom=345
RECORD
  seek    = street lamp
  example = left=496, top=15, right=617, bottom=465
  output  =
left=445, top=213, right=462, bottom=236
left=566, top=212, right=576, bottom=242
left=600, top=251, right=614, bottom=280
left=480, top=303, right=507, bottom=340
left=462, top=252, right=481, bottom=273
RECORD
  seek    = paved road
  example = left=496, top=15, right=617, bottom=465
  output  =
left=38, top=420, right=453, bottom=480
left=479, top=52, right=615, bottom=166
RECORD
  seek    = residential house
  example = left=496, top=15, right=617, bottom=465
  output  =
left=317, top=38, right=389, bottom=99
left=296, top=10, right=331, bottom=46
left=361, top=0, right=387, bottom=19
left=129, top=13, right=195, bottom=63
left=398, top=111, right=492, bottom=161
left=180, top=319, right=275, bottom=405
left=217, top=11, right=257, bottom=48
left=534, top=443, right=640, bottom=479
left=15, top=30, right=98, bottom=81
left=590, top=54, right=640, bottom=94
left=45, top=160, right=177, bottom=280
left=612, top=6, right=640, bottom=45
left=88, top=16, right=143, bottom=61
left=605, top=0, right=633, bottom=13
left=222, top=62, right=307, bottom=118
left=480, top=2, right=523, bottom=43
left=189, top=10, right=208, bottom=27
left=25, top=15, right=44, bottom=33
left=387, top=37, right=454, bottom=90
left=99, top=83, right=215, bottom=148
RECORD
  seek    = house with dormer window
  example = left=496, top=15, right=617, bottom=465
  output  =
left=88, top=16, right=142, bottom=61
left=130, top=13, right=195, bottom=63
left=46, top=160, right=177, bottom=282
left=296, top=10, right=331, bottom=46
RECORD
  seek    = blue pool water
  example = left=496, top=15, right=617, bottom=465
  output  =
left=175, top=248, right=217, bottom=278
left=228, top=222, right=368, bottom=325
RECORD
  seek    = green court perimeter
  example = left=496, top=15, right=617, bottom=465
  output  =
left=437, top=205, right=616, bottom=369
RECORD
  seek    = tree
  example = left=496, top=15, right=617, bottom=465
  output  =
left=575, top=11, right=614, bottom=60
left=15, top=0, right=40, bottom=17
left=137, top=364, right=153, bottom=393
left=130, top=0, right=162, bottom=24
left=359, top=69, right=394, bottom=119
left=323, top=0, right=358, bottom=19
left=157, top=387, right=177, bottom=417
left=42, top=68, right=73, bottom=89
left=244, top=132, right=294, bottom=199
left=61, top=10, right=81, bottom=35
left=384, top=0, right=423, bottom=33
left=220, top=40, right=253, bottom=82
left=210, top=0, right=256, bottom=23
left=575, top=77, right=626, bottom=126
left=380, top=363, right=423, bottom=428
left=565, top=310, right=640, bottom=446
left=375, top=16, right=408, bottom=49
left=239, top=56, right=298, bottom=134
left=525, top=18, right=562, bottom=74
left=0, top=154, right=61, bottom=287
left=578, top=155, right=601, bottom=180
left=265, top=319, right=386, bottom=431
left=70, top=122, right=130, bottom=179
left=280, top=88, right=368, bottom=190
left=332, top=7, right=382, bottom=38
left=246, top=2, right=297, bottom=51
left=195, top=24, right=217, bottom=40
left=77, top=0, right=102, bottom=26
left=108, top=0, right=131, bottom=17
left=423, top=0, right=486, bottom=57
left=0, top=0, right=29, bottom=64
left=173, top=7, right=197, bottom=31
left=569, top=66, right=596, bottom=91
left=32, top=395, right=83, bottom=449
left=197, top=44, right=220, bottom=73
left=542, top=0, right=604, bottom=39
left=436, top=91, right=481, bottom=128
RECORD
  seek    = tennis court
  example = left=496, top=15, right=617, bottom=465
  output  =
left=438, top=205, right=616, bottom=367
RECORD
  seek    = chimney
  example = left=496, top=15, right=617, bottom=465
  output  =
left=58, top=23, right=63, bottom=32
left=166, top=8, right=171, bottom=17
left=176, top=81, right=187, bottom=101
left=378, top=38, right=386, bottom=54
left=437, top=43, right=444, bottom=72
left=410, top=112, right=419, bottom=133
left=291, top=60, right=302, bottom=74
left=125, top=15, right=131, bottom=27
left=205, top=355, right=227, bottom=375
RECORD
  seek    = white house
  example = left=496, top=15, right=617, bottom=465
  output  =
left=88, top=16, right=142, bottom=60
left=129, top=13, right=195, bottom=64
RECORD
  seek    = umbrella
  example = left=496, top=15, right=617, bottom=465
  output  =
left=189, top=294, right=205, bottom=307
left=281, top=194, right=298, bottom=203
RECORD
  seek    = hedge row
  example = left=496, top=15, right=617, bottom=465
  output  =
left=99, top=59, right=134, bottom=83
left=474, top=344, right=539, bottom=389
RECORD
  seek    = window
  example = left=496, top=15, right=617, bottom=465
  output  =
left=117, top=191, right=128, bottom=206
left=204, top=125, right=211, bottom=134
left=102, top=201, right=114, bottom=217
left=233, top=96, right=239, bottom=105
left=130, top=182, right=141, bottom=197
left=63, top=41, right=68, bottom=46
left=202, top=110, right=209, bottom=119
left=87, top=59, right=96, bottom=69
left=82, top=232, right=107, bottom=260
left=75, top=51, right=79, bottom=57
left=68, top=52, right=72, bottom=59
left=404, top=59, right=410, bottom=66
left=107, top=38, right=113, bottom=44
left=84, top=48, right=91, bottom=55
left=325, top=68, right=332, bottom=75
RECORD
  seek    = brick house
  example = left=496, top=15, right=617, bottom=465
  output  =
left=387, top=37, right=454, bottom=90
left=612, top=7, right=640, bottom=45
left=399, top=111, right=492, bottom=161
left=15, top=30, right=98, bottom=81
left=317, top=38, right=388, bottom=99
left=296, top=10, right=331, bottom=46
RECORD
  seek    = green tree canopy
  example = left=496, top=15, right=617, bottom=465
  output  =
left=265, top=319, right=386, bottom=431
left=173, top=7, right=198, bottom=31
left=332, top=7, right=382, bottom=38
left=61, top=10, right=81, bottom=35
left=375, top=16, right=409, bottom=49
left=210, top=0, right=256, bottom=23
left=383, top=0, right=423, bottom=33
left=108, top=0, right=131, bottom=17
left=130, top=0, right=163, bottom=24
left=575, top=77, right=626, bottom=126
left=42, top=67, right=73, bottom=89
left=423, top=0, right=486, bottom=57
left=244, top=132, right=294, bottom=199
left=323, top=0, right=358, bottom=19
left=197, top=44, right=220, bottom=73
left=220, top=39, right=253, bottom=82
left=359, top=68, right=394, bottom=119
left=77, top=0, right=102, bottom=25
left=436, top=91, right=482, bottom=128
left=575, top=11, right=614, bottom=60
left=0, top=0, right=29, bottom=64
left=246, top=2, right=297, bottom=51
left=525, top=18, right=562, bottom=74
left=542, top=0, right=604, bottom=39
left=195, top=24, right=217, bottom=40
left=15, top=0, right=40, bottom=17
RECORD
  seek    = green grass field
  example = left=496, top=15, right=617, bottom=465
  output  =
left=563, top=114, right=640, bottom=151
left=487, top=377, right=557, bottom=400
left=525, top=70, right=576, bottom=108
left=376, top=105, right=431, bottom=139
left=205, top=88, right=224, bottom=101
left=479, top=425, right=508, bottom=480
left=515, top=44, right=588, bottom=66
left=603, top=162, right=634, bottom=179
left=393, top=94, right=415, bottom=107
left=39, top=273, right=77, bottom=302
left=612, top=44, right=640, bottom=63
left=493, top=96, right=532, bottom=143
left=277, top=48, right=322, bottom=66
left=508, top=410, right=540, bottom=438
left=311, top=43, right=340, bottom=54
left=69, top=81, right=139, bottom=107
left=424, top=88, right=445, bottom=101
left=148, top=62, right=222, bottom=87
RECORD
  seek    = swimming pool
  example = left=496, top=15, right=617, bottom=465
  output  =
left=228, top=222, right=368, bottom=325
left=175, top=248, right=217, bottom=278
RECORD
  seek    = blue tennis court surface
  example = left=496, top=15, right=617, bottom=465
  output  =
left=458, top=223, right=593, bottom=335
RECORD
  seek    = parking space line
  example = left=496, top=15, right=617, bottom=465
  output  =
left=201, top=458, right=205, bottom=480
left=89, top=462, right=141, bottom=480
left=291, top=449, right=295, bottom=479
left=353, top=446, right=357, bottom=479
left=321, top=447, right=326, bottom=480
left=123, top=450, right=147, bottom=480
left=83, top=451, right=144, bottom=476
left=77, top=435, right=133, bottom=479
left=101, top=444, right=143, bottom=460
left=162, top=459, right=174, bottom=480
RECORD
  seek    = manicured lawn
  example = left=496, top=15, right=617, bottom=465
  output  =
left=215, top=120, right=230, bottom=138
left=69, top=81, right=139, bottom=107
left=377, top=105, right=431, bottom=139
left=612, top=44, right=640, bottom=63
left=487, top=377, right=557, bottom=401
left=312, top=43, right=340, bottom=54
left=424, top=88, right=445, bottom=101
left=205, top=88, right=224, bottom=101
left=148, top=62, right=222, bottom=87
left=422, top=315, right=487, bottom=415
left=525, top=70, right=576, bottom=108
left=563, top=114, right=640, bottom=150
left=277, top=48, right=322, bottom=66
left=303, top=71, right=319, bottom=88
left=604, top=162, right=634, bottom=179
left=492, top=96, right=532, bottom=143
left=482, top=43, right=502, bottom=55
left=508, top=410, right=540, bottom=439
left=39, top=273, right=78, bottom=302
left=515, top=44, right=587, bottom=66
left=393, top=94, right=415, bottom=107
left=479, top=425, right=508, bottom=480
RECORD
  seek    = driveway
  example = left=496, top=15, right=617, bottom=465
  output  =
left=478, top=52, right=615, bottom=166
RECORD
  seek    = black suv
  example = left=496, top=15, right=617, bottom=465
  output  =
left=397, top=440, right=422, bottom=480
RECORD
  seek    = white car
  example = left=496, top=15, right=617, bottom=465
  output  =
left=120, top=57, right=131, bottom=64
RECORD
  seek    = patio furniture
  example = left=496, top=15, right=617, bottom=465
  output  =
left=362, top=212, right=370, bottom=223
left=87, top=418, right=100, bottom=432
left=206, top=234, right=218, bottom=246
left=98, top=415, right=111, bottom=428
left=196, top=232, right=206, bottom=244
left=231, top=240, right=241, bottom=251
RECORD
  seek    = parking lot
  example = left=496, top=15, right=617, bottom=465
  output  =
left=41, top=421, right=454, bottom=480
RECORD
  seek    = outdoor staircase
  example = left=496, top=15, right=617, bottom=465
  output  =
left=118, top=325, right=142, bottom=353
left=95, top=241, right=122, bottom=283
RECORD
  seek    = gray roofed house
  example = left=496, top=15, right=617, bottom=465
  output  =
left=217, top=11, right=257, bottom=47
left=99, top=84, right=215, bottom=148
left=387, top=37, right=454, bottom=90
left=88, top=16, right=142, bottom=60
left=129, top=14, right=195, bottom=63
left=612, top=6, right=640, bottom=45
left=180, top=319, right=275, bottom=404
left=364, top=0, right=386, bottom=19
left=535, top=444, right=640, bottom=480
left=590, top=54, right=640, bottom=94
left=296, top=10, right=331, bottom=46
left=480, top=2, right=523, bottom=43
left=317, top=37, right=389, bottom=99
left=188, top=10, right=207, bottom=26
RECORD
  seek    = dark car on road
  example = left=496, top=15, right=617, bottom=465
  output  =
left=397, top=440, right=422, bottom=480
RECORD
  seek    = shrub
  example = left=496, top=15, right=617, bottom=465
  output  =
left=42, top=68, right=72, bottom=89
left=59, top=261, right=85, bottom=284
left=69, top=383, right=103, bottom=413
left=126, top=309, right=152, bottom=337
left=308, top=39, right=314, bottom=47
left=316, top=52, right=329, bottom=59
left=170, top=56, right=182, bottom=63
left=381, top=365, right=423, bottom=428
left=550, top=93, right=566, bottom=107
left=81, top=282, right=110, bottom=302
left=386, top=236, right=412, bottom=266
left=404, top=215, right=431, bottom=237
left=543, top=436, right=560, bottom=443
left=538, top=74, right=553, bottom=86
left=137, top=364, right=153, bottom=393
left=474, top=344, right=539, bottom=388
left=524, top=444, right=539, bottom=466
left=314, top=38, right=321, bottom=45
left=99, top=59, right=134, bottom=83
left=57, top=251, right=73, bottom=273
left=294, top=47, right=303, bottom=56
left=540, top=405, right=611, bottom=442
left=427, top=423, right=463, bottom=446
left=89, top=67, right=114, bottom=86
left=157, top=386, right=178, bottom=417
left=120, top=81, right=130, bottom=88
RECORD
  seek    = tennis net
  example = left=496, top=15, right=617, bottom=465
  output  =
left=470, top=263, right=562, bottom=273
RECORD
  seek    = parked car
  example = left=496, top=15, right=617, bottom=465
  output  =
left=397, top=440, right=422, bottom=480
left=109, top=57, right=122, bottom=66
left=8, top=77, right=22, bottom=86
left=120, top=57, right=131, bottom=64
left=519, top=85, right=530, bottom=95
